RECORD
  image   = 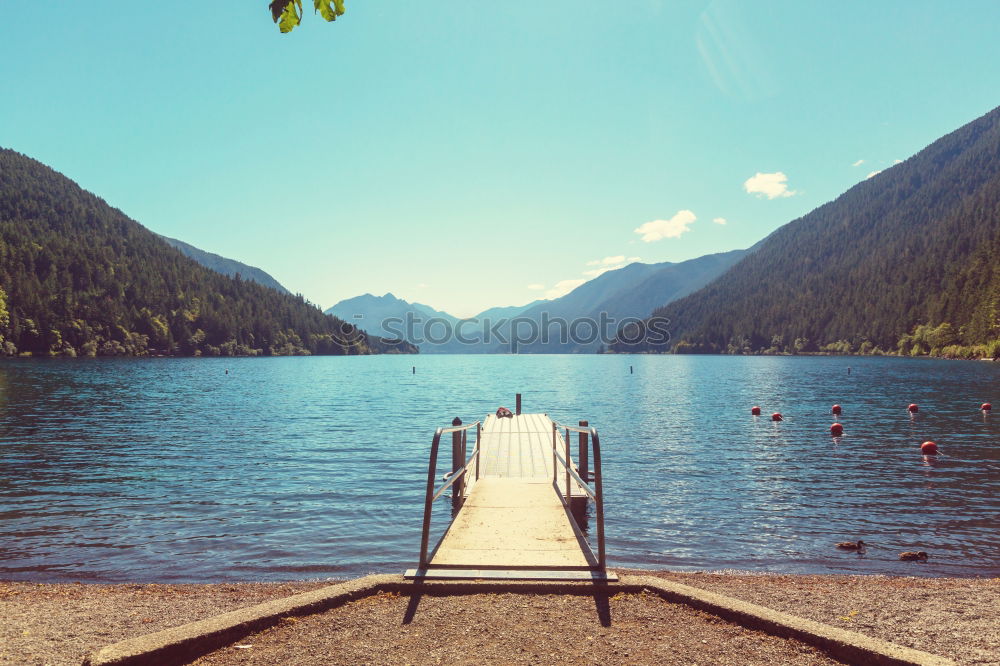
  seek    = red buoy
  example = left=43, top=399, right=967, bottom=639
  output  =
left=771, top=412, right=783, bottom=422
left=920, top=441, right=938, bottom=455
left=751, top=406, right=761, bottom=416
left=830, top=423, right=843, bottom=436
left=832, top=404, right=842, bottom=415
left=908, top=403, right=919, bottom=413
left=982, top=403, right=992, bottom=412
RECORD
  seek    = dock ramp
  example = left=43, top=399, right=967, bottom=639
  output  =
left=405, top=404, right=614, bottom=582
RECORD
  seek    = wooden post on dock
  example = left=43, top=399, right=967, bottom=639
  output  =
left=451, top=417, right=464, bottom=509
left=515, top=393, right=522, bottom=415
left=578, top=420, right=589, bottom=485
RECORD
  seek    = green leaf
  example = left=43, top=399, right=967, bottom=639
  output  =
left=270, top=0, right=302, bottom=33
left=314, top=0, right=345, bottom=22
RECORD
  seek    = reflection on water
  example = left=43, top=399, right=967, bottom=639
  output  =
left=1, top=355, right=998, bottom=582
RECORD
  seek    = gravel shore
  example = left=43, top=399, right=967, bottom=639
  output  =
left=3, top=572, right=997, bottom=665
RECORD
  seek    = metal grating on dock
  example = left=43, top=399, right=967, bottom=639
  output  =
left=477, top=413, right=559, bottom=478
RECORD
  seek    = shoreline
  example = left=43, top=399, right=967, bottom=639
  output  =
left=4, top=570, right=997, bottom=665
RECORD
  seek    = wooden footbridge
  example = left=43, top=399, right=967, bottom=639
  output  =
left=405, top=395, right=615, bottom=581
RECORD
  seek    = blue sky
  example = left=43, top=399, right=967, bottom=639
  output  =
left=3, top=2, right=1000, bottom=317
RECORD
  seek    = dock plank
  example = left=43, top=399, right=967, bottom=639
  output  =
left=429, top=479, right=595, bottom=568
left=428, top=413, right=597, bottom=572
left=477, top=413, right=561, bottom=479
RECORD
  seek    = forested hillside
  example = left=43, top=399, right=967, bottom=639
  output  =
left=611, top=105, right=1000, bottom=358
left=160, top=235, right=291, bottom=295
left=0, top=148, right=414, bottom=357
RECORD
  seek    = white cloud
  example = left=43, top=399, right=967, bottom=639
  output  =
left=527, top=283, right=544, bottom=290
left=416, top=283, right=428, bottom=288
left=744, top=171, right=797, bottom=199
left=743, top=171, right=797, bottom=199
left=893, top=159, right=903, bottom=164
left=545, top=279, right=586, bottom=299
left=583, top=254, right=636, bottom=278
left=633, top=210, right=697, bottom=242
left=586, top=255, right=626, bottom=267
left=866, top=170, right=882, bottom=179
left=852, top=159, right=865, bottom=167
left=627, top=256, right=641, bottom=262
left=712, top=217, right=727, bottom=225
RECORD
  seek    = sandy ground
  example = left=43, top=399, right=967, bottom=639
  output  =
left=1, top=581, right=328, bottom=666
left=640, top=570, right=1000, bottom=665
left=192, top=589, right=839, bottom=666
left=2, top=572, right=998, bottom=665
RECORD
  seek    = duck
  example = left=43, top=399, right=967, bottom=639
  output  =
left=836, top=540, right=866, bottom=551
left=899, top=551, right=929, bottom=561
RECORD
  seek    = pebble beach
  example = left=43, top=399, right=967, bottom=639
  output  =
left=4, top=571, right=998, bottom=665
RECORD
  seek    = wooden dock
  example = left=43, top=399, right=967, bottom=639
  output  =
left=406, top=403, right=613, bottom=581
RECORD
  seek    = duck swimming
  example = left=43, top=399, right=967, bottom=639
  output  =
left=836, top=540, right=866, bottom=550
left=899, top=551, right=929, bottom=561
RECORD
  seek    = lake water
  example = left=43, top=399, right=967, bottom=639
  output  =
left=1, top=355, right=998, bottom=582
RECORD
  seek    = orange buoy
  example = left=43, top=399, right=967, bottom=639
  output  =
left=771, top=412, right=783, bottom=422
left=751, top=406, right=761, bottom=416
left=908, top=403, right=919, bottom=413
left=831, top=404, right=842, bottom=415
left=830, top=423, right=843, bottom=436
left=982, top=403, right=992, bottom=412
left=920, top=441, right=938, bottom=455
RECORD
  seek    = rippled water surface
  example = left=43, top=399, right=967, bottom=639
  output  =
left=1, top=355, right=998, bottom=581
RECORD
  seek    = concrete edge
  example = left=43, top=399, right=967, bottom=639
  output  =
left=83, top=574, right=956, bottom=666
left=83, top=576, right=634, bottom=666
left=622, top=575, right=955, bottom=666
left=83, top=574, right=403, bottom=666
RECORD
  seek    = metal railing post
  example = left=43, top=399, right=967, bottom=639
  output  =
left=451, top=417, right=463, bottom=510
left=578, top=420, right=589, bottom=485
left=461, top=428, right=468, bottom=489
left=564, top=426, right=571, bottom=501
left=475, top=421, right=482, bottom=481
left=591, top=427, right=606, bottom=570
left=419, top=428, right=443, bottom=569
left=551, top=420, right=557, bottom=484
left=516, top=393, right=522, bottom=415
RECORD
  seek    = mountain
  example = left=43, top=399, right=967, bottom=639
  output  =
left=324, top=293, right=554, bottom=351
left=602, top=249, right=754, bottom=323
left=472, top=300, right=547, bottom=321
left=411, top=301, right=460, bottom=323
left=610, top=105, right=1000, bottom=356
left=0, top=148, right=415, bottom=357
left=325, top=250, right=748, bottom=353
left=159, top=235, right=290, bottom=295
left=324, top=292, right=457, bottom=344
left=509, top=249, right=749, bottom=353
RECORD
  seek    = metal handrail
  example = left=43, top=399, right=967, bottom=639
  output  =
left=418, top=420, right=482, bottom=569
left=551, top=448, right=597, bottom=501
left=550, top=420, right=606, bottom=570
